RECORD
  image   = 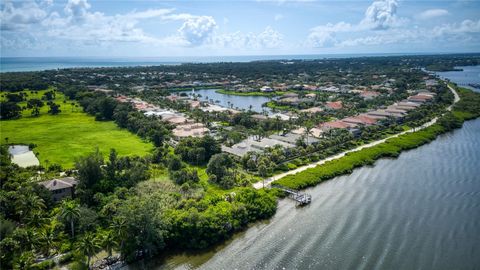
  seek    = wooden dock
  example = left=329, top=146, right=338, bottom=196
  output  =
left=271, top=185, right=312, bottom=205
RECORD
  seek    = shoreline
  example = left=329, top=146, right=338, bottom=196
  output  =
left=253, top=84, right=461, bottom=189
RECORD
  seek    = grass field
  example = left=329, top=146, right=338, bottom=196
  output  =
left=1, top=90, right=153, bottom=168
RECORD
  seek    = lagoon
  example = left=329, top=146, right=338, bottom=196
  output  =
left=185, top=89, right=272, bottom=113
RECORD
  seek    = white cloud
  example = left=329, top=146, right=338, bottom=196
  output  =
left=215, top=26, right=284, bottom=50
left=306, top=0, right=408, bottom=48
left=1, top=0, right=285, bottom=52
left=64, top=0, right=90, bottom=22
left=432, top=19, right=480, bottom=36
left=418, top=9, right=449, bottom=20
left=274, top=14, right=284, bottom=21
left=1, top=0, right=48, bottom=30
left=360, top=0, right=403, bottom=30
left=178, top=16, right=217, bottom=46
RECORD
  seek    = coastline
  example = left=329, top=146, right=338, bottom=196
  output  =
left=253, top=84, right=467, bottom=190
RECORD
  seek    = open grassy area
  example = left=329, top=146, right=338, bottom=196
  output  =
left=1, top=90, right=153, bottom=168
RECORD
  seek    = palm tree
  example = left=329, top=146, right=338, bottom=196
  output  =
left=13, top=251, right=35, bottom=270
left=59, top=200, right=80, bottom=238
left=304, top=121, right=314, bottom=145
left=76, top=232, right=101, bottom=269
left=110, top=218, right=127, bottom=254
left=39, top=225, right=57, bottom=257
left=101, top=230, right=118, bottom=258
left=17, top=192, right=45, bottom=220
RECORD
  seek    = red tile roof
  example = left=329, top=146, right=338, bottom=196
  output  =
left=325, top=101, right=343, bottom=110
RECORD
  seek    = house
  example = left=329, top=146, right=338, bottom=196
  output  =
left=251, top=114, right=269, bottom=121
left=282, top=93, right=299, bottom=98
left=270, top=133, right=319, bottom=145
left=342, top=115, right=377, bottom=126
left=300, top=107, right=323, bottom=114
left=325, top=101, right=343, bottom=110
left=408, top=94, right=434, bottom=103
left=366, top=110, right=405, bottom=119
left=292, top=127, right=324, bottom=138
left=39, top=177, right=78, bottom=202
left=222, top=136, right=295, bottom=157
left=359, top=90, right=381, bottom=100
left=260, top=86, right=274, bottom=92
left=319, top=120, right=357, bottom=130
left=172, top=123, right=209, bottom=139
left=305, top=93, right=316, bottom=99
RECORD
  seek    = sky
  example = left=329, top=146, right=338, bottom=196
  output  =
left=1, top=0, right=479, bottom=57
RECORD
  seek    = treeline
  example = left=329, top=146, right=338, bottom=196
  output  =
left=0, top=72, right=49, bottom=92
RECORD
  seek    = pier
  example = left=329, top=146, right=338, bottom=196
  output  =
left=272, top=185, right=312, bottom=205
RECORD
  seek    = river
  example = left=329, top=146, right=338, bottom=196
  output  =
left=435, top=65, right=480, bottom=91
left=126, top=67, right=480, bottom=270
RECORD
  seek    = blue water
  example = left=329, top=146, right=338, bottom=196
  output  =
left=0, top=53, right=444, bottom=73
left=183, top=89, right=272, bottom=113
left=436, top=65, right=480, bottom=91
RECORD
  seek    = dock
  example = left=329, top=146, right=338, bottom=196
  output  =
left=271, top=184, right=312, bottom=205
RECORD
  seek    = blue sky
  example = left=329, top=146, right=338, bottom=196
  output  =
left=1, top=0, right=479, bottom=57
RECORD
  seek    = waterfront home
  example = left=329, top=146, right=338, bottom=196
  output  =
left=342, top=115, right=378, bottom=126
left=222, top=136, right=295, bottom=157
left=366, top=110, right=405, bottom=119
left=260, top=86, right=274, bottom=92
left=252, top=114, right=269, bottom=121
left=39, top=177, right=78, bottom=202
left=270, top=133, right=319, bottom=145
left=408, top=94, right=434, bottom=103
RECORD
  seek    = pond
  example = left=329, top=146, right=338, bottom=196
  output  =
left=8, top=145, right=40, bottom=167
left=182, top=89, right=273, bottom=113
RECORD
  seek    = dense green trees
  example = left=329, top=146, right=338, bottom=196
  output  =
left=27, top=98, right=44, bottom=116
left=206, top=153, right=237, bottom=188
left=175, top=135, right=220, bottom=165
left=0, top=102, right=22, bottom=119
left=76, top=149, right=150, bottom=205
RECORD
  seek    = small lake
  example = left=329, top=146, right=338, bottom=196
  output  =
left=8, top=145, right=40, bottom=167
left=435, top=65, right=480, bottom=91
left=183, top=89, right=272, bottom=113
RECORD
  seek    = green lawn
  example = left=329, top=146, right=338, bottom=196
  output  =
left=1, top=90, right=153, bottom=168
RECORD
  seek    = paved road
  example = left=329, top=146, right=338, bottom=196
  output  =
left=253, top=84, right=459, bottom=189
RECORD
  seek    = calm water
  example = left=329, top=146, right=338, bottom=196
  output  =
left=436, top=65, right=480, bottom=91
left=185, top=89, right=272, bottom=113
